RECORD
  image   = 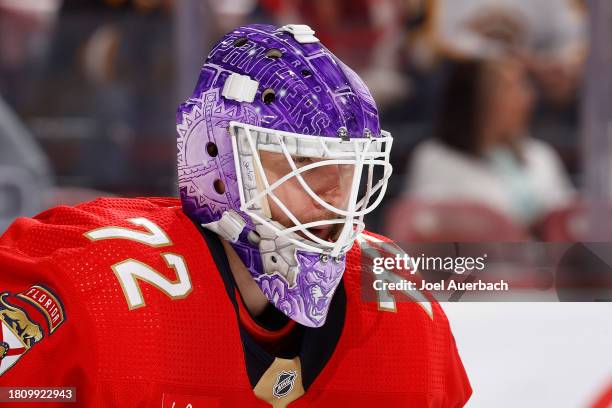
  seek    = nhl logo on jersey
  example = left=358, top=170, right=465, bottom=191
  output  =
left=0, top=285, right=65, bottom=377
left=273, top=370, right=297, bottom=399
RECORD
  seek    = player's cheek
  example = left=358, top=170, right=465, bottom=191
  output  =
left=272, top=178, right=312, bottom=217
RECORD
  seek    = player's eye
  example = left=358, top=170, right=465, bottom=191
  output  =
left=293, top=156, right=312, bottom=165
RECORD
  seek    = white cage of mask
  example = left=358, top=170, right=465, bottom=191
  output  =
left=229, top=121, right=393, bottom=257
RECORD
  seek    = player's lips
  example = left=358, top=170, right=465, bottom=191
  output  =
left=308, top=226, right=332, bottom=240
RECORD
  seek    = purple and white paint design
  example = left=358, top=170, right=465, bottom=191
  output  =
left=259, top=251, right=345, bottom=327
left=176, top=24, right=391, bottom=327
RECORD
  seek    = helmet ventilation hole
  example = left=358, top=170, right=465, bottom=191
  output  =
left=271, top=255, right=278, bottom=263
left=265, top=48, right=283, bottom=59
left=301, top=69, right=311, bottom=78
left=213, top=179, right=225, bottom=194
left=206, top=142, right=218, bottom=157
left=262, top=88, right=276, bottom=104
left=233, top=37, right=248, bottom=47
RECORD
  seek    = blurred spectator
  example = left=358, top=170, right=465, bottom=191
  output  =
left=0, top=0, right=57, bottom=233
left=432, top=0, right=586, bottom=63
left=262, top=0, right=411, bottom=109
left=405, top=57, right=575, bottom=226
left=405, top=0, right=586, bottom=108
left=420, top=0, right=587, bottom=178
left=0, top=96, right=53, bottom=233
left=0, top=0, right=61, bottom=107
left=19, top=0, right=177, bottom=195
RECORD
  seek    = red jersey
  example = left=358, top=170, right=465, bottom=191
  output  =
left=0, top=197, right=471, bottom=407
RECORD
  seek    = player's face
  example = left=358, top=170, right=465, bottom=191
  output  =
left=259, top=150, right=353, bottom=241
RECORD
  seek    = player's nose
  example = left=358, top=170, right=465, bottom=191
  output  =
left=305, top=162, right=349, bottom=210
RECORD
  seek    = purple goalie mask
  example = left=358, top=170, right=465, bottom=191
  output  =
left=177, top=24, right=393, bottom=327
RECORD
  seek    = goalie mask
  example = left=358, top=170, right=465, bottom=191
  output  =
left=177, top=24, right=393, bottom=327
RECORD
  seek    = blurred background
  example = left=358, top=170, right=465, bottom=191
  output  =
left=0, top=0, right=610, bottom=407
left=2, top=0, right=610, bottom=242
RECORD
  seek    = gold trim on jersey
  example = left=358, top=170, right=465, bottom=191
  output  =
left=84, top=217, right=174, bottom=248
left=111, top=254, right=193, bottom=310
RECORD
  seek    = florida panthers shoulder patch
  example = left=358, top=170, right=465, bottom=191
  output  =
left=0, top=285, right=66, bottom=376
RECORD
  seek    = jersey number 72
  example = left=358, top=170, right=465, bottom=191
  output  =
left=84, top=217, right=193, bottom=310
